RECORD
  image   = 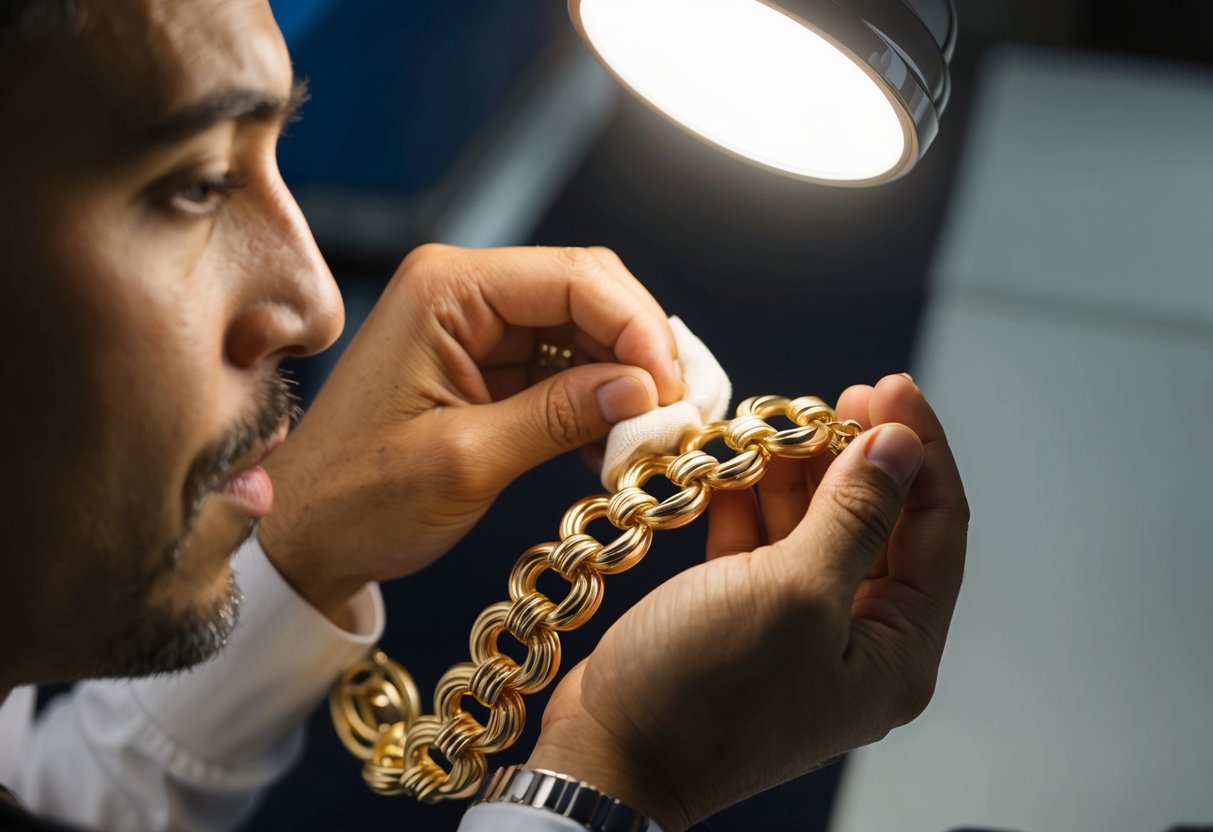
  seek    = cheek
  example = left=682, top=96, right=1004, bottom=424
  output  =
left=3, top=205, right=232, bottom=559
left=99, top=256, right=230, bottom=526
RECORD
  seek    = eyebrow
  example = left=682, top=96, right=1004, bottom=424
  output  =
left=137, top=77, right=310, bottom=149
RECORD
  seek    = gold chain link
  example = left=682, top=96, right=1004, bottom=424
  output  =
left=330, top=395, right=862, bottom=801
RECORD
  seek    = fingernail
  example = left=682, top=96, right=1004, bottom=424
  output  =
left=597, top=376, right=652, bottom=424
left=662, top=358, right=686, bottom=403
left=900, top=372, right=919, bottom=390
left=864, top=424, right=923, bottom=489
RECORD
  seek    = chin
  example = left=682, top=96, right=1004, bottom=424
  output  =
left=171, top=498, right=259, bottom=590
left=81, top=500, right=254, bottom=681
left=84, top=568, right=244, bottom=680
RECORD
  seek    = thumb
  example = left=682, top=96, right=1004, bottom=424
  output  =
left=475, top=363, right=659, bottom=483
left=779, top=423, right=924, bottom=600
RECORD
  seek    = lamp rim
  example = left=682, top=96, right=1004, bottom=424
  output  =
left=567, top=0, right=941, bottom=186
left=823, top=0, right=954, bottom=105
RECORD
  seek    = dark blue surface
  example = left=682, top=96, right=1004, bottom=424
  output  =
left=269, top=0, right=333, bottom=43
left=271, top=0, right=550, bottom=195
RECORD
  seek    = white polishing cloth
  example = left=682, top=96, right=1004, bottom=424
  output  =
left=601, top=316, right=732, bottom=491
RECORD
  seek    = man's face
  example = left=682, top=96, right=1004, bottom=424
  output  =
left=0, top=0, right=343, bottom=685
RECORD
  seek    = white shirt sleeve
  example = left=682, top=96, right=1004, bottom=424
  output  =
left=0, top=536, right=384, bottom=832
left=458, top=803, right=609, bottom=831
left=458, top=802, right=665, bottom=831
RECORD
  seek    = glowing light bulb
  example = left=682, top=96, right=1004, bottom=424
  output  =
left=576, top=0, right=912, bottom=182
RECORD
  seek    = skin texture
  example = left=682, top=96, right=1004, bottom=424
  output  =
left=528, top=375, right=970, bottom=830
left=0, top=0, right=971, bottom=825
left=0, top=2, right=682, bottom=687
left=257, top=243, right=684, bottom=613
left=0, top=0, right=343, bottom=686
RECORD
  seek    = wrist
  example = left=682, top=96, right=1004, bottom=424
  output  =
left=256, top=520, right=366, bottom=630
left=527, top=732, right=688, bottom=832
left=475, top=765, right=666, bottom=832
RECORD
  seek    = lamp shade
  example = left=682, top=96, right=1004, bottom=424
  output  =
left=568, top=0, right=956, bottom=185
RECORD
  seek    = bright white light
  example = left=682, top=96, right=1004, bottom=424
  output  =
left=577, top=0, right=908, bottom=181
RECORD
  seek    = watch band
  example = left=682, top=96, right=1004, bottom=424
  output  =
left=473, top=765, right=660, bottom=832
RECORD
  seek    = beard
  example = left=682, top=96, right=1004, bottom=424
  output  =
left=85, top=567, right=245, bottom=679
left=83, top=372, right=296, bottom=679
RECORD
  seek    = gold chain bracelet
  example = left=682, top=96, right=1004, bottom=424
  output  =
left=330, top=394, right=862, bottom=802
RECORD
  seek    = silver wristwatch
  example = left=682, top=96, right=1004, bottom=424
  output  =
left=473, top=765, right=659, bottom=832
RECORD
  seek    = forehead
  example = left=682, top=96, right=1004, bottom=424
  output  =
left=82, top=0, right=290, bottom=122
left=36, top=0, right=289, bottom=151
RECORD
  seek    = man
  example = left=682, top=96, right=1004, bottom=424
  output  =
left=0, top=1, right=969, bottom=830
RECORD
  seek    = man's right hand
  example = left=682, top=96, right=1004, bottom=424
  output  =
left=258, top=244, right=681, bottom=624
left=526, top=374, right=969, bottom=831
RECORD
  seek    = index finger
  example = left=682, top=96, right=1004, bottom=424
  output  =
left=437, top=245, right=684, bottom=405
left=868, top=375, right=970, bottom=626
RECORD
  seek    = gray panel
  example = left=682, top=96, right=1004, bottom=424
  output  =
left=935, top=46, right=1213, bottom=328
left=832, top=296, right=1213, bottom=832
left=832, top=45, right=1213, bottom=832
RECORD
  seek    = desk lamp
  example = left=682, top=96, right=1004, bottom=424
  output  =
left=568, top=0, right=956, bottom=184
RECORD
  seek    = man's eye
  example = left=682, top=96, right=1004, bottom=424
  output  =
left=169, top=172, right=247, bottom=216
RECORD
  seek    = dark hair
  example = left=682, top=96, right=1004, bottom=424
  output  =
left=0, top=0, right=76, bottom=51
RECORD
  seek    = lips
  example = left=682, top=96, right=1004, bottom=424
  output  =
left=217, top=464, right=275, bottom=518
left=214, top=419, right=290, bottom=518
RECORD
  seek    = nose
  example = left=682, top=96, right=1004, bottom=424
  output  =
left=224, top=180, right=345, bottom=368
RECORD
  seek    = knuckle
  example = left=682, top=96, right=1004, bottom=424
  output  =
left=401, top=241, right=449, bottom=270
left=543, top=381, right=585, bottom=448
left=586, top=245, right=622, bottom=266
left=396, top=243, right=453, bottom=293
left=558, top=246, right=601, bottom=279
left=828, top=480, right=899, bottom=553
